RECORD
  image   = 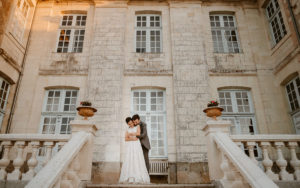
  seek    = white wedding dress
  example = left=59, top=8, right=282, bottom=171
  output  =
left=119, top=126, right=150, bottom=184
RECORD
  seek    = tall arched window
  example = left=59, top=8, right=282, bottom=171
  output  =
left=131, top=89, right=167, bottom=158
left=40, top=89, right=78, bottom=134
left=219, top=89, right=259, bottom=157
left=266, top=0, right=287, bottom=45
left=0, top=77, right=10, bottom=129
left=218, top=89, right=257, bottom=135
left=285, top=76, right=300, bottom=134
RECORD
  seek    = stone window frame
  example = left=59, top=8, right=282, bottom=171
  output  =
left=134, top=13, right=162, bottom=53
left=11, top=0, right=31, bottom=41
left=285, top=76, right=300, bottom=113
left=39, top=89, right=78, bottom=135
left=0, top=77, right=10, bottom=130
left=265, top=0, right=287, bottom=45
left=218, top=89, right=260, bottom=158
left=209, top=13, right=241, bottom=53
left=285, top=76, right=300, bottom=134
left=131, top=89, right=167, bottom=158
left=56, top=14, right=87, bottom=53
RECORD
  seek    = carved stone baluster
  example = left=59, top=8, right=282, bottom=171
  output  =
left=57, top=141, right=66, bottom=152
left=288, top=142, right=300, bottom=180
left=72, top=154, right=80, bottom=172
left=260, top=142, right=279, bottom=180
left=220, top=152, right=236, bottom=187
left=0, top=141, right=12, bottom=180
left=43, top=142, right=54, bottom=166
left=246, top=141, right=258, bottom=165
left=230, top=164, right=251, bottom=188
left=234, top=141, right=243, bottom=149
left=23, top=141, right=40, bottom=180
left=220, top=152, right=230, bottom=181
left=61, top=171, right=72, bottom=188
left=7, top=141, right=26, bottom=180
left=67, top=155, right=81, bottom=187
left=53, top=177, right=62, bottom=188
left=274, top=142, right=293, bottom=180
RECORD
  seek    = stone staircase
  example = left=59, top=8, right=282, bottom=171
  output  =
left=86, top=184, right=215, bottom=188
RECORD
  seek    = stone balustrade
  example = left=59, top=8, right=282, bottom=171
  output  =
left=0, top=120, right=97, bottom=188
left=0, top=134, right=70, bottom=181
left=202, top=120, right=279, bottom=188
left=231, top=135, right=300, bottom=181
left=26, top=120, right=97, bottom=188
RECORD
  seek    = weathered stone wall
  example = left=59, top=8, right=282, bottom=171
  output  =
left=88, top=4, right=126, bottom=183
left=203, top=2, right=259, bottom=73
left=11, top=1, right=90, bottom=133
left=0, top=0, right=36, bottom=133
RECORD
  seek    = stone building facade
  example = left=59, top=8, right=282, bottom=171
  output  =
left=0, top=0, right=299, bottom=184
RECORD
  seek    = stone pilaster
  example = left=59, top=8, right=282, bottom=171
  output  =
left=170, top=2, right=210, bottom=183
left=87, top=3, right=126, bottom=183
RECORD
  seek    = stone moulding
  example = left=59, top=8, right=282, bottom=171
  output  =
left=0, top=47, right=21, bottom=72
left=39, top=68, right=88, bottom=75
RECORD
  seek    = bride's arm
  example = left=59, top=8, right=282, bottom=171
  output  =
left=128, top=125, right=141, bottom=136
left=125, top=131, right=138, bottom=141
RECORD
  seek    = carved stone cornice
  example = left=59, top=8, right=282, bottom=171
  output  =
left=0, top=48, right=21, bottom=72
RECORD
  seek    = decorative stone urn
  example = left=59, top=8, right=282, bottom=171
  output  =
left=203, top=100, right=223, bottom=120
left=77, top=101, right=97, bottom=120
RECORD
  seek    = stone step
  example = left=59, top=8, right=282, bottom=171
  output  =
left=86, top=184, right=215, bottom=188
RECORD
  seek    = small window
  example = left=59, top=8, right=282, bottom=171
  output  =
left=266, top=0, right=287, bottom=44
left=56, top=15, right=87, bottom=53
left=40, top=89, right=78, bottom=134
left=135, top=15, right=162, bottom=53
left=210, top=14, right=241, bottom=53
left=0, top=77, right=10, bottom=129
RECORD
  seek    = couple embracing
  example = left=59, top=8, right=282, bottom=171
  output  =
left=119, top=114, right=151, bottom=184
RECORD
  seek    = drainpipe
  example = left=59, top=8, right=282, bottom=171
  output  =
left=5, top=1, right=39, bottom=133
left=287, top=0, right=300, bottom=45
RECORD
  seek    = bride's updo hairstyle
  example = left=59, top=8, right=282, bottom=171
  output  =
left=125, top=117, right=132, bottom=124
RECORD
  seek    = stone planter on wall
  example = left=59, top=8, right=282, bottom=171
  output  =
left=203, top=106, right=223, bottom=120
left=77, top=106, right=97, bottom=120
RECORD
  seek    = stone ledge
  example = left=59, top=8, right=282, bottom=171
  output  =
left=86, top=184, right=214, bottom=188
left=0, top=180, right=29, bottom=188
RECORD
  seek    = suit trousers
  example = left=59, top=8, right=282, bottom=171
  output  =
left=142, top=145, right=150, bottom=173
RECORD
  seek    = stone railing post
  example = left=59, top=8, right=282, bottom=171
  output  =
left=202, top=120, right=231, bottom=180
left=70, top=119, right=98, bottom=181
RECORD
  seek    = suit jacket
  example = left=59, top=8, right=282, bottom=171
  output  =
left=136, top=121, right=151, bottom=150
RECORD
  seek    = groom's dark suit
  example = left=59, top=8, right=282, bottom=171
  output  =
left=136, top=121, right=150, bottom=173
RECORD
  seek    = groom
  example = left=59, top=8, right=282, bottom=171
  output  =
left=132, top=114, right=151, bottom=173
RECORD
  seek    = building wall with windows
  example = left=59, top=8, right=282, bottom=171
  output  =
left=0, top=0, right=36, bottom=133
left=7, top=0, right=300, bottom=184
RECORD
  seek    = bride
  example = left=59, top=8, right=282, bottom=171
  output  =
left=119, top=117, right=150, bottom=184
